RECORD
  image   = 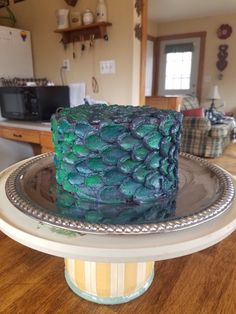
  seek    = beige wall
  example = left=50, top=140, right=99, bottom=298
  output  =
left=147, top=20, right=158, bottom=37
left=8, top=0, right=140, bottom=105
left=150, top=13, right=236, bottom=114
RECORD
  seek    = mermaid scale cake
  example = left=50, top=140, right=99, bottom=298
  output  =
left=51, top=104, right=182, bottom=223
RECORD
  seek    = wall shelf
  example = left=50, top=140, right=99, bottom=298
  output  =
left=54, top=22, right=112, bottom=45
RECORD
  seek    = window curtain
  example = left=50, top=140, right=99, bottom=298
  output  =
left=165, top=43, right=194, bottom=54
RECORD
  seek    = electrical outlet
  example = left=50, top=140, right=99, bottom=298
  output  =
left=63, top=59, right=70, bottom=71
left=100, top=60, right=116, bottom=74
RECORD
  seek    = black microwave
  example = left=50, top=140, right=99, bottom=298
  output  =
left=0, top=86, right=70, bottom=121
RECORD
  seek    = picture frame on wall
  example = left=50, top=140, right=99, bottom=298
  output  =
left=0, top=0, right=9, bottom=8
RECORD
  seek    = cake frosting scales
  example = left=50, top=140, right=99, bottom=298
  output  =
left=51, top=104, right=182, bottom=206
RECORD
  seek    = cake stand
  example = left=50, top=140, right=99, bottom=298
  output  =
left=0, top=157, right=236, bottom=305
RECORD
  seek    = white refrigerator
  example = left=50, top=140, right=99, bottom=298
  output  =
left=0, top=25, right=34, bottom=78
left=0, top=26, right=34, bottom=171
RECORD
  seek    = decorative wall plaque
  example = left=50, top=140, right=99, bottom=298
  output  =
left=64, top=0, right=78, bottom=6
left=216, top=44, right=228, bottom=78
left=217, top=24, right=232, bottom=40
left=135, top=0, right=143, bottom=17
left=134, top=23, right=142, bottom=40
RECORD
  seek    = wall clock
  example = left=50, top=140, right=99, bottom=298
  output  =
left=217, top=24, right=232, bottom=39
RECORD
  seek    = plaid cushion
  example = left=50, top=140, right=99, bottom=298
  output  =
left=181, top=96, right=200, bottom=110
left=181, top=109, right=234, bottom=157
left=181, top=129, right=208, bottom=156
left=181, top=129, right=230, bottom=157
left=210, top=124, right=231, bottom=138
left=182, top=117, right=211, bottom=131
left=203, top=136, right=231, bottom=157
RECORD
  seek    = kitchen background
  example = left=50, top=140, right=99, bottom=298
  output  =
left=0, top=0, right=140, bottom=170
left=6, top=0, right=141, bottom=105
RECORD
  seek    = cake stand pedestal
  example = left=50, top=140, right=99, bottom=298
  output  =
left=64, top=259, right=154, bottom=304
left=0, top=159, right=236, bottom=304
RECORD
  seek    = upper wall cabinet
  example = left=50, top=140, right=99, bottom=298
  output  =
left=54, top=22, right=112, bottom=45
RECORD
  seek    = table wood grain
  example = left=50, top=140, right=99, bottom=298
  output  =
left=0, top=144, right=236, bottom=314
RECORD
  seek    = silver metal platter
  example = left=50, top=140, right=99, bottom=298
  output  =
left=5, top=152, right=235, bottom=235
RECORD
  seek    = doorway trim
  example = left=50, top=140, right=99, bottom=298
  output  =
left=139, top=0, right=148, bottom=105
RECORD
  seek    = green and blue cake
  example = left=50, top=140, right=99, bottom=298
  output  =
left=51, top=104, right=182, bottom=210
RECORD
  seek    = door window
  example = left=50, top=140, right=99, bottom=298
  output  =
left=158, top=38, right=200, bottom=96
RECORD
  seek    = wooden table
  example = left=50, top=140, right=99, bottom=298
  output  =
left=0, top=120, right=54, bottom=154
left=0, top=144, right=236, bottom=313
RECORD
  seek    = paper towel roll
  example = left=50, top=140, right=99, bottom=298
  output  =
left=69, top=83, right=86, bottom=107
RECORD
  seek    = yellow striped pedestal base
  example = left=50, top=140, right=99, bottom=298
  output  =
left=64, top=259, right=155, bottom=304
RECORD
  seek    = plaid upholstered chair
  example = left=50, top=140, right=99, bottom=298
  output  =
left=180, top=96, right=234, bottom=158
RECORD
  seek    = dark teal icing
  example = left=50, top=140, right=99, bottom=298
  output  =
left=51, top=104, right=183, bottom=205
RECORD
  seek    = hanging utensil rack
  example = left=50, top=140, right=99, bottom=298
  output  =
left=55, top=21, right=112, bottom=46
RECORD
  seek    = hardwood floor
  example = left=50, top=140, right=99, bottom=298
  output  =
left=0, top=144, right=236, bottom=314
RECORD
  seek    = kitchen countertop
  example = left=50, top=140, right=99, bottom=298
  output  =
left=0, top=119, right=51, bottom=132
